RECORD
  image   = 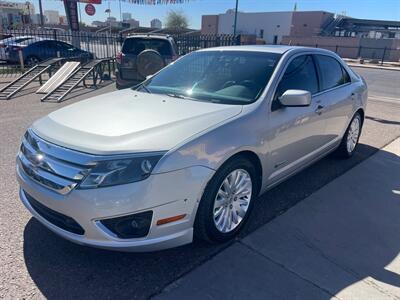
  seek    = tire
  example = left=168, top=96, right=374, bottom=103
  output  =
left=335, top=112, right=363, bottom=158
left=25, top=55, right=40, bottom=66
left=136, top=49, right=165, bottom=78
left=194, top=156, right=258, bottom=243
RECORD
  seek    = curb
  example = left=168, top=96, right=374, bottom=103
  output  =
left=347, top=63, right=400, bottom=71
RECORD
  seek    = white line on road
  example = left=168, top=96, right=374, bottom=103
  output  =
left=369, top=95, right=400, bottom=105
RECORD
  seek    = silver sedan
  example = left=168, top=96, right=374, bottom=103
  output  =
left=17, top=45, right=367, bottom=251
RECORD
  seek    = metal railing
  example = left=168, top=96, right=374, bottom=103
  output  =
left=0, top=29, right=241, bottom=77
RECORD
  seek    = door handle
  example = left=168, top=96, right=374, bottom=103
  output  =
left=315, top=105, right=324, bottom=115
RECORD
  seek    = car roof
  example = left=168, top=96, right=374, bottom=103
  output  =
left=198, top=45, right=333, bottom=55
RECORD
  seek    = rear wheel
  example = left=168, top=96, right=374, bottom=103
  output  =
left=195, top=157, right=258, bottom=243
left=335, top=112, right=362, bottom=158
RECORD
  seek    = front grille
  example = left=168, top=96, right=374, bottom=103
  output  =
left=24, top=191, right=85, bottom=235
left=17, top=129, right=95, bottom=195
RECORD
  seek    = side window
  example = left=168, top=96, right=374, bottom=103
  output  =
left=341, top=66, right=351, bottom=84
left=316, top=55, right=348, bottom=90
left=273, top=55, right=319, bottom=109
left=56, top=42, right=75, bottom=51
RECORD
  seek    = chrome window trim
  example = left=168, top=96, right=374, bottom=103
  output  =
left=312, top=82, right=352, bottom=97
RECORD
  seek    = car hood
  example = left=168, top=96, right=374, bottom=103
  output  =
left=32, top=89, right=242, bottom=155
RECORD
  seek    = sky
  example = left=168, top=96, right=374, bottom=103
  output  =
left=14, top=0, right=400, bottom=28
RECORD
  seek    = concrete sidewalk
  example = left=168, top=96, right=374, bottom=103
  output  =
left=156, top=138, right=400, bottom=300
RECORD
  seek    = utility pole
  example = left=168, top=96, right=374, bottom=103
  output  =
left=233, top=0, right=239, bottom=36
left=38, top=0, right=44, bottom=26
left=119, top=0, right=122, bottom=23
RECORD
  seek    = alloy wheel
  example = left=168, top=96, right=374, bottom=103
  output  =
left=346, top=117, right=360, bottom=153
left=213, top=169, right=252, bottom=233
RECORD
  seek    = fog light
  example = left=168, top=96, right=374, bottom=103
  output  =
left=100, top=211, right=153, bottom=239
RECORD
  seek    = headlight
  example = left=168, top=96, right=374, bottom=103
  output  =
left=79, top=153, right=165, bottom=189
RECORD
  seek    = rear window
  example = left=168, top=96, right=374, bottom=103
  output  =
left=122, top=38, right=172, bottom=56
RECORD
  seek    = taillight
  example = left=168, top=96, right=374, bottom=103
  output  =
left=116, top=52, right=123, bottom=64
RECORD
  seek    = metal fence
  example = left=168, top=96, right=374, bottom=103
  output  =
left=280, top=42, right=400, bottom=65
left=0, top=29, right=240, bottom=77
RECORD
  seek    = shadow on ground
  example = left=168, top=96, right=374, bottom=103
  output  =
left=22, top=143, right=396, bottom=299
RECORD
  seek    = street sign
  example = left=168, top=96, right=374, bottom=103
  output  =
left=64, top=0, right=79, bottom=31
left=85, top=3, right=96, bottom=16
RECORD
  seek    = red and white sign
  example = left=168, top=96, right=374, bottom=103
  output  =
left=80, top=0, right=102, bottom=4
left=85, top=3, right=96, bottom=16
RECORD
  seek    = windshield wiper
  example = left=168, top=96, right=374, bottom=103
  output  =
left=135, top=83, right=152, bottom=94
left=167, top=93, right=226, bottom=104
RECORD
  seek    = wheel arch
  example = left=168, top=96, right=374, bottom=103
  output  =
left=218, top=150, right=263, bottom=196
left=355, top=108, right=365, bottom=125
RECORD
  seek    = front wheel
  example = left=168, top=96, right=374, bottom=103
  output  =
left=335, top=112, right=362, bottom=158
left=194, top=157, right=258, bottom=243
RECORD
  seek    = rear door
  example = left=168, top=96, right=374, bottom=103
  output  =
left=314, top=54, right=354, bottom=142
left=119, top=37, right=173, bottom=81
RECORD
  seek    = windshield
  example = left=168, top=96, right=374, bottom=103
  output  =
left=141, top=50, right=281, bottom=105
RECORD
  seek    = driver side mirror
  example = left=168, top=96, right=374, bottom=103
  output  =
left=279, top=89, right=311, bottom=107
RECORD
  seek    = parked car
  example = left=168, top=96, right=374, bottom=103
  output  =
left=116, top=34, right=179, bottom=89
left=0, top=36, right=35, bottom=60
left=16, top=46, right=367, bottom=252
left=7, top=39, right=93, bottom=65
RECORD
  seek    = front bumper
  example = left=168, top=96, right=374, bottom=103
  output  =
left=17, top=163, right=214, bottom=252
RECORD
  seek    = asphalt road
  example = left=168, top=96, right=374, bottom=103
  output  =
left=0, top=67, right=399, bottom=299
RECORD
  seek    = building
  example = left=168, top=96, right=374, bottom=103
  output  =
left=150, top=18, right=162, bottom=29
left=322, top=16, right=400, bottom=39
left=123, top=18, right=139, bottom=28
left=122, top=12, right=131, bottom=21
left=201, top=10, right=333, bottom=44
left=0, top=1, right=35, bottom=28
left=31, top=13, right=43, bottom=25
left=59, top=15, right=68, bottom=26
left=44, top=10, right=60, bottom=25
left=92, top=16, right=139, bottom=29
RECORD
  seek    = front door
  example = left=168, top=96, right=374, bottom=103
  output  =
left=265, top=54, right=328, bottom=184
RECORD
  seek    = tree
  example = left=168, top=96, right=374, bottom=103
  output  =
left=165, top=10, right=189, bottom=29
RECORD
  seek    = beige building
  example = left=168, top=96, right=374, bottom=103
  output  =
left=0, top=1, right=35, bottom=28
left=201, top=10, right=334, bottom=44
left=44, top=10, right=60, bottom=25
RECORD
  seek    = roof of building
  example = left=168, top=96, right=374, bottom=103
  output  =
left=340, top=17, right=400, bottom=28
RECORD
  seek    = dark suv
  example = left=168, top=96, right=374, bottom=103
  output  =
left=116, top=34, right=179, bottom=89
